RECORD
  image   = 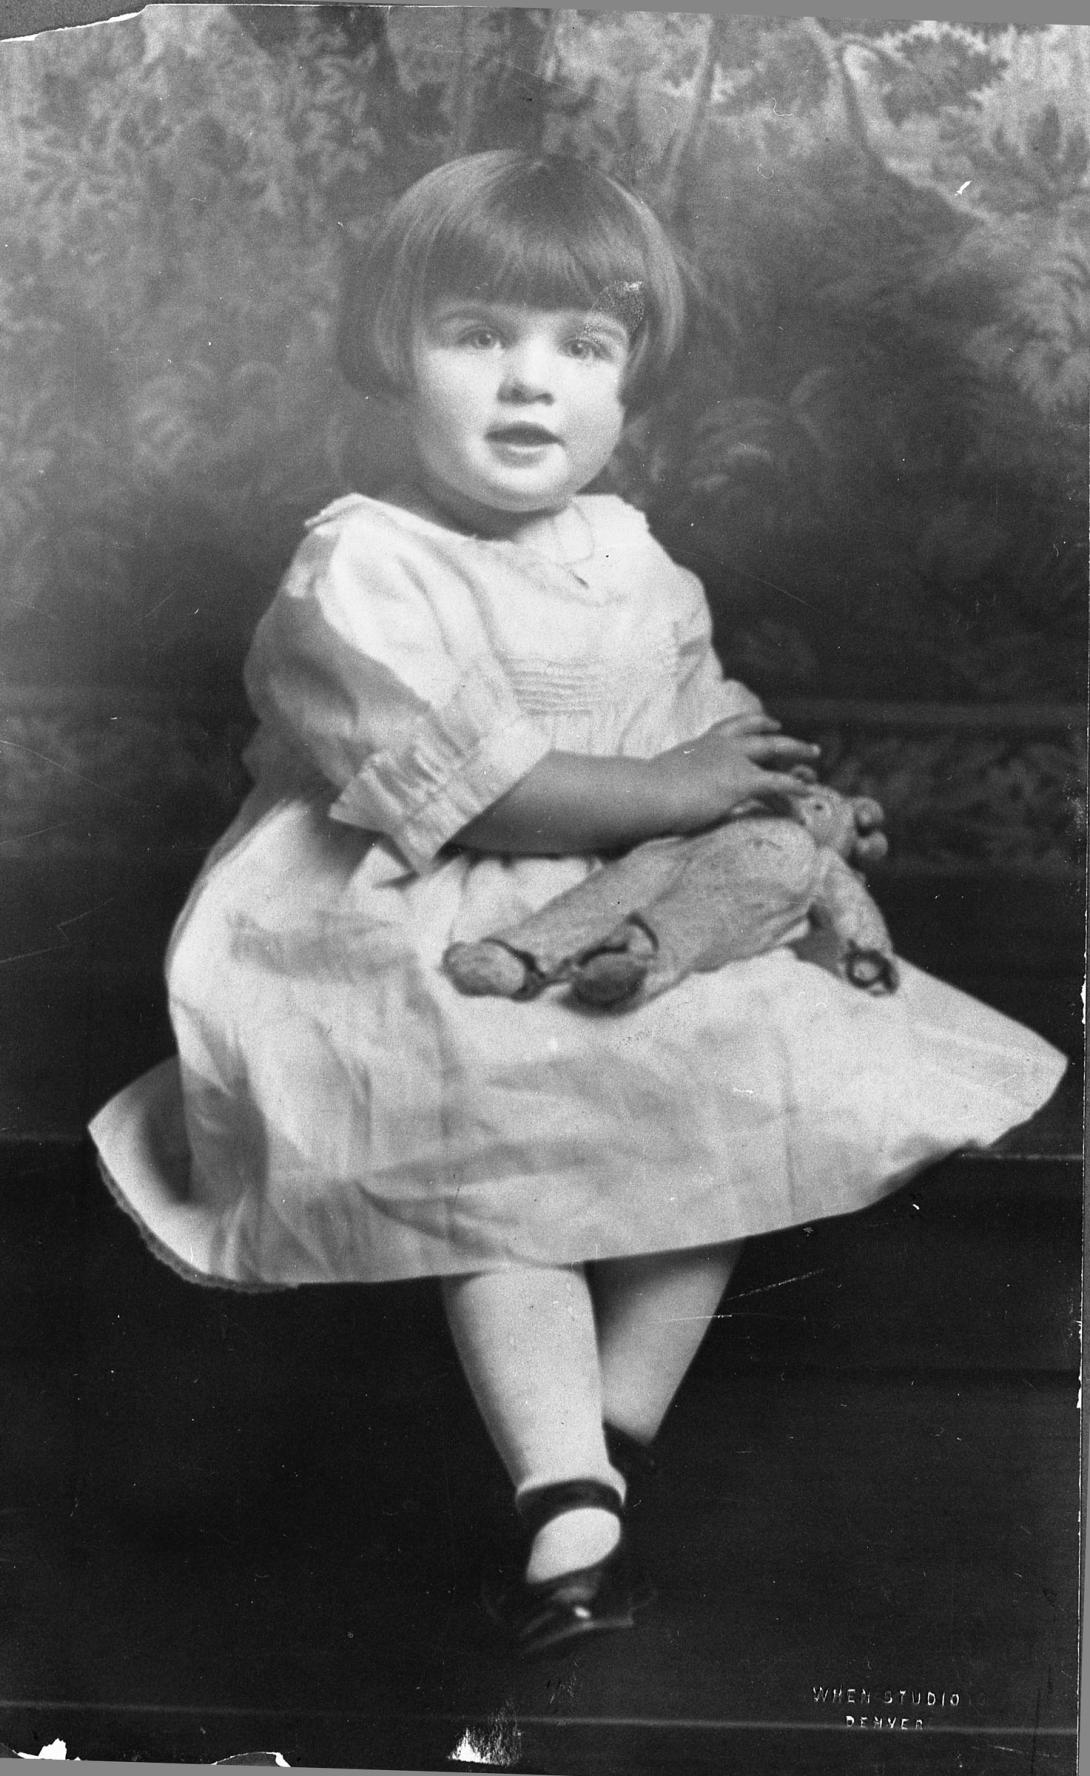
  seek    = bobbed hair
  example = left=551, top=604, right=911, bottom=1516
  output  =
left=339, top=150, right=688, bottom=414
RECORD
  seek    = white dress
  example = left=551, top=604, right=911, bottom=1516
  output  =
left=90, top=493, right=1066, bottom=1288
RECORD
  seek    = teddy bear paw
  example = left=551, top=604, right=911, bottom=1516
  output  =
left=844, top=945, right=899, bottom=994
left=444, top=941, right=535, bottom=999
left=571, top=918, right=658, bottom=1008
left=850, top=797, right=889, bottom=867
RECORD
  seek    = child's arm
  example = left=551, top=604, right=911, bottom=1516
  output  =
left=246, top=505, right=819, bottom=870
left=455, top=712, right=820, bottom=855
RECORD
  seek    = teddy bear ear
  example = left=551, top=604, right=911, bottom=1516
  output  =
left=854, top=797, right=885, bottom=830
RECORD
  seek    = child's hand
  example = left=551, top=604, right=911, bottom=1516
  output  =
left=653, top=714, right=822, bottom=833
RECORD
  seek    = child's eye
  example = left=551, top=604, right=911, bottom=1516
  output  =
left=459, top=326, right=502, bottom=350
left=564, top=333, right=625, bottom=365
left=565, top=336, right=607, bottom=361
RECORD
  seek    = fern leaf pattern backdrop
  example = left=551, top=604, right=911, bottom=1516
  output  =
left=0, top=7, right=1085, bottom=872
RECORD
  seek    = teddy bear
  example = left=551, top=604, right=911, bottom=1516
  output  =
left=443, top=781, right=897, bottom=1009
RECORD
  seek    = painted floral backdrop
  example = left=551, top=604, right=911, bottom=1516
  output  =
left=0, top=7, right=1085, bottom=870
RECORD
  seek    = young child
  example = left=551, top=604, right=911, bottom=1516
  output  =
left=91, top=150, right=1066, bottom=1660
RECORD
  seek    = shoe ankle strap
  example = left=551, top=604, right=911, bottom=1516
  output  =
left=516, top=1477, right=624, bottom=1540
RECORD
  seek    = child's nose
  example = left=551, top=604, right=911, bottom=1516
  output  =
left=500, top=340, right=555, bottom=400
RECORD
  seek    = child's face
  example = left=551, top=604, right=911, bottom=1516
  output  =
left=404, top=300, right=629, bottom=529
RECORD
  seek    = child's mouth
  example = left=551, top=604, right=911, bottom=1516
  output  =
left=488, top=425, right=559, bottom=449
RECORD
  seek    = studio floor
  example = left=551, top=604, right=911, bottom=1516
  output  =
left=0, top=862, right=1083, bottom=1774
left=0, top=1120, right=1081, bottom=1775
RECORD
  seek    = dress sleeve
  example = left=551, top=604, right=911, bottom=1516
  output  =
left=670, top=561, right=765, bottom=736
left=243, top=512, right=551, bottom=872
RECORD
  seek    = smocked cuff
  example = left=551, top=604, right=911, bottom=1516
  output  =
left=328, top=671, right=551, bottom=873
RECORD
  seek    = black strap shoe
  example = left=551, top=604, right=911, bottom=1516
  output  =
left=482, top=1477, right=653, bottom=1659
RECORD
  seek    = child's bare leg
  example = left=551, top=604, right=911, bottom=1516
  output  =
left=440, top=1265, right=625, bottom=1582
left=591, top=1242, right=744, bottom=1445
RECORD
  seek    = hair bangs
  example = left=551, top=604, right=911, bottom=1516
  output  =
left=422, top=204, right=649, bottom=328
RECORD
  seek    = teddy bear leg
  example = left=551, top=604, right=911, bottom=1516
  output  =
left=812, top=855, right=899, bottom=994
left=444, top=837, right=687, bottom=1001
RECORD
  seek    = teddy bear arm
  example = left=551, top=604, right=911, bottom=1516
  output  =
left=810, top=851, right=898, bottom=991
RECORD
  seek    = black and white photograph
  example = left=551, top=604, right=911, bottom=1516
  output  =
left=0, top=5, right=1084, bottom=1772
